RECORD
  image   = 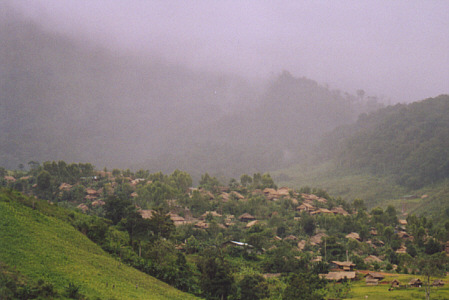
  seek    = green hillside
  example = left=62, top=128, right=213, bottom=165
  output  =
left=0, top=189, right=199, bottom=299
left=274, top=95, right=449, bottom=222
left=320, top=94, right=449, bottom=189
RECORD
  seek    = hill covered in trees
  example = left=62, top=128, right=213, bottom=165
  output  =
left=319, top=94, right=449, bottom=189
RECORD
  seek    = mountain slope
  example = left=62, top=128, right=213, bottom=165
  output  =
left=321, top=94, right=449, bottom=189
left=0, top=189, right=198, bottom=299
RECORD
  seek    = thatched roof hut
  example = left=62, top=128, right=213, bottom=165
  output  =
left=320, top=271, right=356, bottom=281
left=238, top=213, right=256, bottom=222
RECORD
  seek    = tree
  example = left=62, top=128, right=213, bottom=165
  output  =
left=414, top=252, right=449, bottom=300
left=238, top=274, right=269, bottom=300
left=198, top=249, right=235, bottom=300
left=104, top=195, right=133, bottom=225
left=169, top=169, right=192, bottom=192
left=147, top=208, right=175, bottom=239
left=240, top=174, right=252, bottom=187
left=36, top=170, right=51, bottom=190
left=283, top=272, right=326, bottom=300
left=424, top=238, right=442, bottom=255
left=199, top=173, right=220, bottom=192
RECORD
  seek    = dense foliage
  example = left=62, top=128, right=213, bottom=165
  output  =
left=321, top=95, right=449, bottom=189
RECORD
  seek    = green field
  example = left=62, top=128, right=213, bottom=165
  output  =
left=274, top=162, right=407, bottom=207
left=346, top=273, right=449, bottom=300
left=0, top=190, right=199, bottom=299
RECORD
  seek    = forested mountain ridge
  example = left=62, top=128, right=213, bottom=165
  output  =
left=319, top=94, right=449, bottom=189
left=1, top=8, right=382, bottom=179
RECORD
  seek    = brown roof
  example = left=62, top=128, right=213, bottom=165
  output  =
left=231, top=191, right=245, bottom=199
left=310, top=208, right=333, bottom=215
left=399, top=219, right=408, bottom=225
left=169, top=213, right=186, bottom=223
left=245, top=220, right=258, bottom=228
left=409, top=278, right=422, bottom=286
left=364, top=255, right=382, bottom=263
left=238, top=213, right=256, bottom=221
left=331, top=206, right=349, bottom=216
left=200, top=211, right=222, bottom=219
left=4, top=176, right=16, bottom=182
left=91, top=200, right=105, bottom=207
left=296, top=202, right=316, bottom=211
left=86, top=188, right=98, bottom=195
left=432, top=279, right=445, bottom=286
left=297, top=240, right=306, bottom=251
left=396, top=246, right=407, bottom=254
left=310, top=233, right=328, bottom=245
left=284, top=235, right=298, bottom=241
left=320, top=271, right=356, bottom=281
left=140, top=209, right=156, bottom=219
left=332, top=261, right=356, bottom=267
left=77, top=203, right=89, bottom=212
left=59, top=183, right=73, bottom=191
left=220, top=192, right=230, bottom=202
left=366, top=272, right=385, bottom=280
left=195, top=221, right=209, bottom=229
left=346, top=232, right=361, bottom=241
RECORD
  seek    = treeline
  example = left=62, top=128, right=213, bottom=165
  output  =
left=320, top=94, right=449, bottom=189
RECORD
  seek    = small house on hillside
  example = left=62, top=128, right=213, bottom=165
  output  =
left=297, top=240, right=306, bottom=251
left=200, top=211, right=222, bottom=220
left=221, top=240, right=253, bottom=249
left=396, top=246, right=407, bottom=254
left=365, top=272, right=385, bottom=281
left=4, top=176, right=16, bottom=182
left=364, top=255, right=382, bottom=264
left=365, top=277, right=379, bottom=286
left=140, top=209, right=156, bottom=219
left=310, top=233, right=328, bottom=245
left=432, top=279, right=445, bottom=287
left=330, top=261, right=356, bottom=271
left=169, top=213, right=186, bottom=226
left=296, top=202, right=315, bottom=212
left=346, top=232, right=361, bottom=241
left=331, top=206, right=349, bottom=216
left=195, top=221, right=209, bottom=229
left=391, top=279, right=400, bottom=288
left=238, top=213, right=256, bottom=222
left=86, top=188, right=98, bottom=196
left=59, top=183, right=73, bottom=191
left=231, top=191, right=245, bottom=200
left=409, top=278, right=422, bottom=287
left=320, top=271, right=356, bottom=282
left=245, top=220, right=258, bottom=228
left=310, top=208, right=333, bottom=215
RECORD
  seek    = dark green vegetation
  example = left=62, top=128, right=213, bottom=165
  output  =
left=320, top=95, right=449, bottom=190
left=0, top=189, right=199, bottom=299
left=3, top=163, right=449, bottom=299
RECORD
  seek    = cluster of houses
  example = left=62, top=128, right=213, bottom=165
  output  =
left=4, top=173, right=448, bottom=289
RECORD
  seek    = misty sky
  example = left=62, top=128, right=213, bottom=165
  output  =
left=10, top=0, right=449, bottom=103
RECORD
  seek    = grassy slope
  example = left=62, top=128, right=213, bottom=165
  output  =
left=274, top=162, right=407, bottom=207
left=0, top=191, right=199, bottom=299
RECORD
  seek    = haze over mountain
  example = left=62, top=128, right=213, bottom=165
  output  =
left=1, top=1, right=448, bottom=179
